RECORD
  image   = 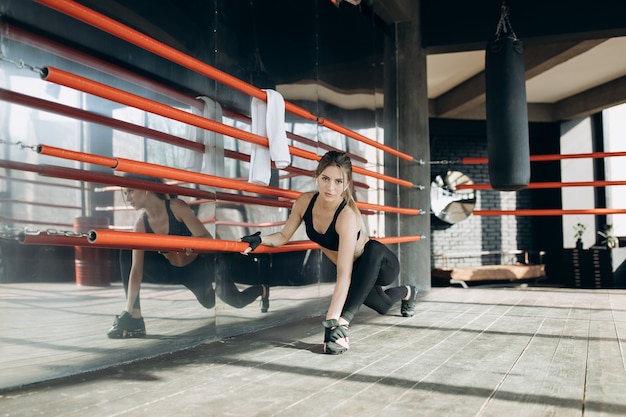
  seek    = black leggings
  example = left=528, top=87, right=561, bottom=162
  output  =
left=119, top=250, right=263, bottom=310
left=341, top=240, right=405, bottom=322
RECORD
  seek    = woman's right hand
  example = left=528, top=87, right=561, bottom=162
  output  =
left=322, top=319, right=350, bottom=354
left=239, top=231, right=262, bottom=255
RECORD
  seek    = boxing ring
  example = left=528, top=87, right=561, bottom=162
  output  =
left=2, top=0, right=623, bottom=292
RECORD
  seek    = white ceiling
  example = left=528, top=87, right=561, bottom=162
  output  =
left=427, top=36, right=626, bottom=121
left=278, top=36, right=626, bottom=123
left=526, top=37, right=626, bottom=103
left=427, top=51, right=484, bottom=99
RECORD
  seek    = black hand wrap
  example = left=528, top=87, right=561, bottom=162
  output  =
left=240, top=231, right=262, bottom=251
left=322, top=319, right=349, bottom=342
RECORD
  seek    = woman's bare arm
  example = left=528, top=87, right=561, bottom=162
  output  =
left=243, top=192, right=313, bottom=252
left=125, top=216, right=146, bottom=313
left=325, top=208, right=360, bottom=321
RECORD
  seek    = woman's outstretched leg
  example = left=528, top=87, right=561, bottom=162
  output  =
left=362, top=284, right=416, bottom=316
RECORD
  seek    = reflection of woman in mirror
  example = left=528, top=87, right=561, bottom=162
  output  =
left=240, top=151, right=417, bottom=354
left=108, top=174, right=269, bottom=339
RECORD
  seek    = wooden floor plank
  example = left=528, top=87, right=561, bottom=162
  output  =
left=2, top=284, right=626, bottom=417
left=584, top=317, right=626, bottom=417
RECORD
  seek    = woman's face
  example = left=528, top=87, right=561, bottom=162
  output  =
left=316, top=165, right=346, bottom=203
left=123, top=188, right=145, bottom=208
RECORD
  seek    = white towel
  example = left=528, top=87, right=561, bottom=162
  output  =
left=196, top=96, right=224, bottom=175
left=184, top=103, right=204, bottom=172
left=185, top=96, right=224, bottom=176
left=195, top=96, right=224, bottom=239
left=249, top=89, right=291, bottom=185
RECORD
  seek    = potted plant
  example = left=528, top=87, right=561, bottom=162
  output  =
left=573, top=222, right=586, bottom=250
left=598, top=224, right=618, bottom=249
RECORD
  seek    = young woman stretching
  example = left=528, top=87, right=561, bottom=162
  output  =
left=108, top=174, right=269, bottom=339
left=240, top=151, right=417, bottom=354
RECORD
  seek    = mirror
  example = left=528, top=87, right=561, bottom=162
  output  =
left=0, top=0, right=386, bottom=387
left=430, top=170, right=476, bottom=224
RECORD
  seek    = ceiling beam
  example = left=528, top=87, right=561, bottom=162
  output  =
left=429, top=84, right=626, bottom=123
left=431, top=72, right=485, bottom=119
left=428, top=101, right=560, bottom=123
left=523, top=39, right=607, bottom=79
left=556, top=75, right=626, bottom=120
left=431, top=40, right=606, bottom=120
left=429, top=76, right=626, bottom=123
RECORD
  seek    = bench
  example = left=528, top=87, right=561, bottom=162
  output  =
left=432, top=264, right=546, bottom=288
left=432, top=250, right=547, bottom=288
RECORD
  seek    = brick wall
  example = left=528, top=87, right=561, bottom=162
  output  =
left=429, top=119, right=563, bottom=281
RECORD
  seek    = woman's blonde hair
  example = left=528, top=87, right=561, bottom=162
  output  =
left=315, top=151, right=362, bottom=224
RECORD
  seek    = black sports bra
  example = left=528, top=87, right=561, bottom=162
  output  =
left=143, top=199, right=192, bottom=237
left=303, top=193, right=359, bottom=251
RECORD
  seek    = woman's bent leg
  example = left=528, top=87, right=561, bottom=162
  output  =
left=362, top=285, right=409, bottom=316
left=217, top=280, right=263, bottom=309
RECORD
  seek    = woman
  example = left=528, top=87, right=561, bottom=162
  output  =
left=240, top=151, right=417, bottom=354
left=108, top=174, right=269, bottom=339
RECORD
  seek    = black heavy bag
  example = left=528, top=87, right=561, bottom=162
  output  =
left=485, top=4, right=530, bottom=191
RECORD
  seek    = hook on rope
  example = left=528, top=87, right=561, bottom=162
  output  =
left=0, top=54, right=45, bottom=77
left=494, top=0, right=518, bottom=41
left=0, top=225, right=40, bottom=241
left=430, top=159, right=463, bottom=165
left=45, top=228, right=88, bottom=238
left=22, top=226, right=41, bottom=236
left=0, top=138, right=39, bottom=151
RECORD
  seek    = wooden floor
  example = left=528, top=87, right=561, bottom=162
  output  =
left=1, top=283, right=626, bottom=416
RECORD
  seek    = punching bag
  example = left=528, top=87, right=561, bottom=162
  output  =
left=485, top=2, right=530, bottom=191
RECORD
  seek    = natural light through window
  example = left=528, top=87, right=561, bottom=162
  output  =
left=604, top=102, right=626, bottom=237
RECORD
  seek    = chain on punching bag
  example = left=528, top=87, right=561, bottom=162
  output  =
left=485, top=1, right=530, bottom=191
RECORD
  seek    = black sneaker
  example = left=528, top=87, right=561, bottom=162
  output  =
left=322, top=319, right=349, bottom=354
left=401, top=285, right=417, bottom=317
left=107, top=311, right=146, bottom=339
